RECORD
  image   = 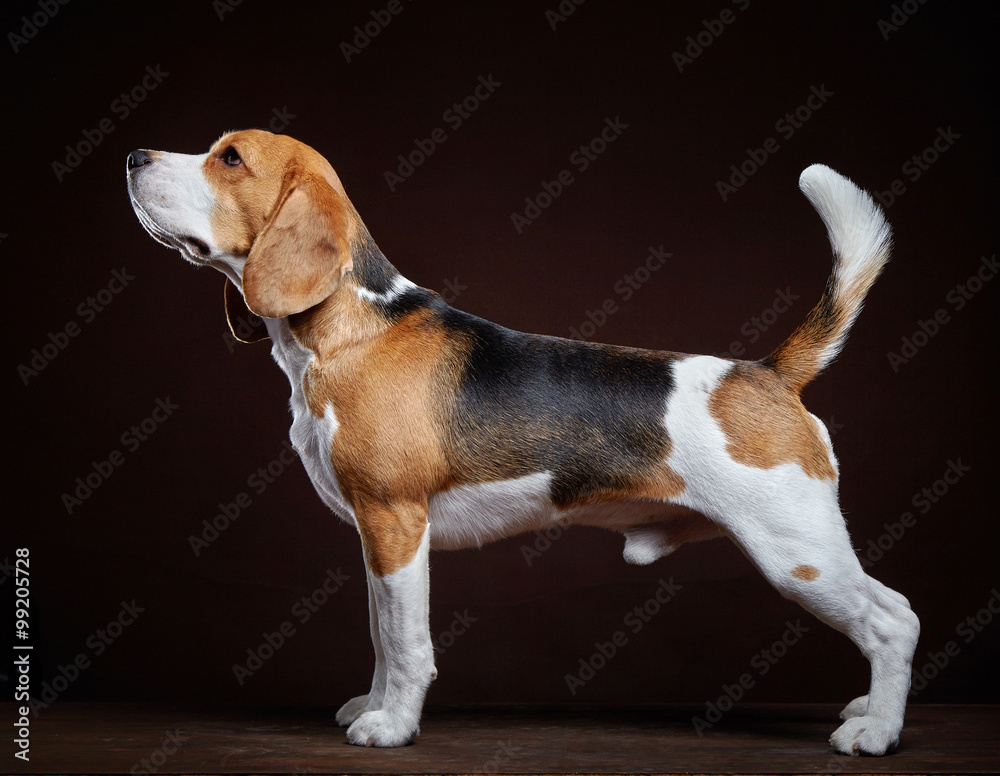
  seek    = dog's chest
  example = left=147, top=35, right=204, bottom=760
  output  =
left=267, top=321, right=356, bottom=525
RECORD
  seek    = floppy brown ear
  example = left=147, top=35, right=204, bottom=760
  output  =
left=242, top=173, right=351, bottom=318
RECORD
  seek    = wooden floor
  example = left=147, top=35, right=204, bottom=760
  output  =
left=4, top=703, right=998, bottom=774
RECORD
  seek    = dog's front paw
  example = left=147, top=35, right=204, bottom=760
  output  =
left=839, top=694, right=869, bottom=720
left=336, top=694, right=373, bottom=727
left=346, top=709, right=418, bottom=747
left=830, top=715, right=900, bottom=756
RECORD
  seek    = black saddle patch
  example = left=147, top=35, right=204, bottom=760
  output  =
left=439, top=306, right=678, bottom=506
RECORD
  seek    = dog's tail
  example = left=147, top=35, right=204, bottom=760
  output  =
left=762, top=164, right=892, bottom=393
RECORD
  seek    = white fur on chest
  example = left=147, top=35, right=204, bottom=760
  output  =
left=266, top=319, right=356, bottom=525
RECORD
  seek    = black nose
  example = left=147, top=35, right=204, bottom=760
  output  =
left=127, top=149, right=153, bottom=171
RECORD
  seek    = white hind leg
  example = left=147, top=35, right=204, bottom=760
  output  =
left=721, top=498, right=919, bottom=756
left=836, top=573, right=917, bottom=724
left=662, top=355, right=918, bottom=754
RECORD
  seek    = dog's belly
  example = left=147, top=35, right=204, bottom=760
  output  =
left=427, top=471, right=691, bottom=551
left=428, top=472, right=555, bottom=549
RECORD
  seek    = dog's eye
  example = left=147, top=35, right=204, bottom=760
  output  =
left=221, top=147, right=242, bottom=167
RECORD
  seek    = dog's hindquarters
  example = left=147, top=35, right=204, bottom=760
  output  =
left=666, top=356, right=919, bottom=756
left=659, top=159, right=917, bottom=753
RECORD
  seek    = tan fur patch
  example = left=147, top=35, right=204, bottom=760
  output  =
left=354, top=504, right=429, bottom=579
left=558, top=457, right=687, bottom=511
left=294, top=303, right=455, bottom=577
left=792, top=564, right=821, bottom=581
left=709, top=362, right=837, bottom=481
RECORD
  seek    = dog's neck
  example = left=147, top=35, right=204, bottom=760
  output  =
left=261, top=236, right=431, bottom=422
left=262, top=228, right=422, bottom=362
left=345, top=225, right=410, bottom=301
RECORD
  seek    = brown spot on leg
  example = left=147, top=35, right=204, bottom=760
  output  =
left=709, top=362, right=837, bottom=481
left=792, top=564, right=821, bottom=581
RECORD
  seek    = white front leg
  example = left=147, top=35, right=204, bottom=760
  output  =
left=346, top=525, right=435, bottom=747
left=335, top=569, right=387, bottom=726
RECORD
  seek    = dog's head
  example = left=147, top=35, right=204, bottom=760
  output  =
left=127, top=130, right=355, bottom=318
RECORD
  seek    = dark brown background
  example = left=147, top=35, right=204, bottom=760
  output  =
left=4, top=0, right=997, bottom=715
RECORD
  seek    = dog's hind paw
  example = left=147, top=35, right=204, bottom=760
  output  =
left=346, top=709, right=418, bottom=747
left=336, top=694, right=372, bottom=727
left=830, top=715, right=900, bottom=756
left=839, top=694, right=869, bottom=720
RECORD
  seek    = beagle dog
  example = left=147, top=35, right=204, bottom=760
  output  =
left=126, top=130, right=918, bottom=755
